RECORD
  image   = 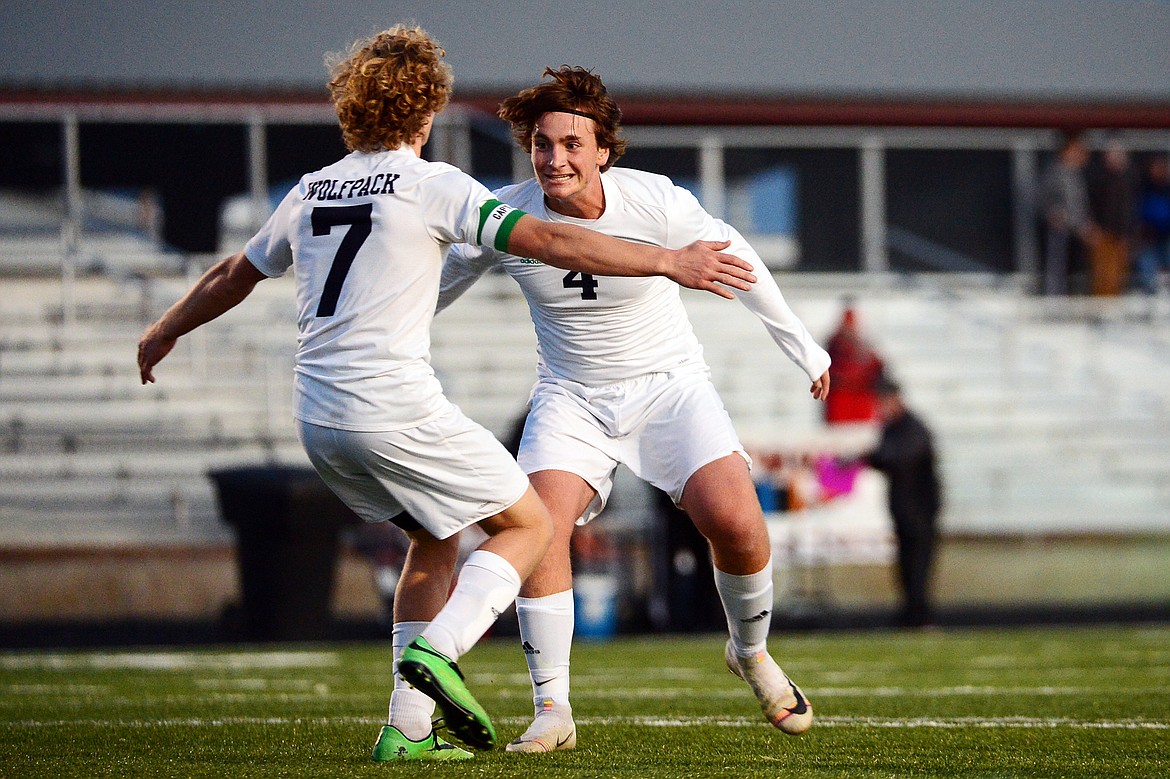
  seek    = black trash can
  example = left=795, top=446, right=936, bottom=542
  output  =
left=210, top=466, right=360, bottom=641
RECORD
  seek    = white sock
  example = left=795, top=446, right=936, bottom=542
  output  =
left=515, top=590, right=574, bottom=710
left=388, top=621, right=435, bottom=740
left=714, top=559, right=774, bottom=656
left=423, top=549, right=521, bottom=661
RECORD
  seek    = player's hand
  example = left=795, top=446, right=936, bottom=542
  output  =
left=137, top=325, right=176, bottom=385
left=667, top=240, right=756, bottom=300
left=810, top=370, right=830, bottom=401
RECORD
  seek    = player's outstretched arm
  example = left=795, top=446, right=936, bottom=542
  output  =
left=137, top=252, right=268, bottom=384
left=505, top=215, right=755, bottom=299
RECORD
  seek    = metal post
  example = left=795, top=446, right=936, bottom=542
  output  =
left=428, top=116, right=449, bottom=160
left=699, top=134, right=726, bottom=220
left=1012, top=138, right=1040, bottom=283
left=512, top=145, right=531, bottom=184
left=451, top=110, right=472, bottom=174
left=429, top=111, right=464, bottom=166
left=247, top=112, right=269, bottom=234
left=860, top=136, right=888, bottom=273
left=61, top=112, right=82, bottom=328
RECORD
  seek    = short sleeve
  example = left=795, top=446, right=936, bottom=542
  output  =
left=419, top=166, right=524, bottom=250
left=244, top=186, right=300, bottom=277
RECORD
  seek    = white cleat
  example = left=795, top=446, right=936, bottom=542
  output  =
left=724, top=640, right=813, bottom=735
left=505, top=701, right=577, bottom=753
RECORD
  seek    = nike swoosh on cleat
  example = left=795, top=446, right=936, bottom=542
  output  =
left=784, top=682, right=809, bottom=716
left=409, top=644, right=465, bottom=681
left=529, top=732, right=574, bottom=752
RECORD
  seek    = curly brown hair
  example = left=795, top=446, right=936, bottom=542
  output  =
left=498, top=66, right=627, bottom=172
left=325, top=25, right=453, bottom=153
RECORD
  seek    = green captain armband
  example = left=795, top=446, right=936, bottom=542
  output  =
left=476, top=199, right=526, bottom=252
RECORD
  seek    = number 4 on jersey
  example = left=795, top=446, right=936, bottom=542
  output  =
left=563, top=271, right=598, bottom=300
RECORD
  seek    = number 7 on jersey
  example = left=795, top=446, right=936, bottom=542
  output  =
left=312, top=204, right=373, bottom=317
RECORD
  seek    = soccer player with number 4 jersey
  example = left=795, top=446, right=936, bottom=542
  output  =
left=136, top=27, right=757, bottom=762
left=439, top=66, right=832, bottom=751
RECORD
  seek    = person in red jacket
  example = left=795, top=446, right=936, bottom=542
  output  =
left=823, top=303, right=885, bottom=424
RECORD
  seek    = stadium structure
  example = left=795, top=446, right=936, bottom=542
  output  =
left=2, top=2, right=1169, bottom=639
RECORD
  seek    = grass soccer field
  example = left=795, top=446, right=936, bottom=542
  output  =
left=2, top=624, right=1167, bottom=778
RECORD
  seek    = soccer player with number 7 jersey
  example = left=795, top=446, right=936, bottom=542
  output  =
left=136, top=26, right=757, bottom=762
left=439, top=66, right=832, bottom=752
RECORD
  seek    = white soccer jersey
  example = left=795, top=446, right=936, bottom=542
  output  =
left=439, top=167, right=830, bottom=386
left=246, top=147, right=522, bottom=432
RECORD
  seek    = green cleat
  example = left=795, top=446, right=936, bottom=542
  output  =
left=398, top=636, right=497, bottom=750
left=371, top=724, right=473, bottom=761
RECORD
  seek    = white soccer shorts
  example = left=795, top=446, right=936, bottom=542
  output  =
left=517, top=369, right=750, bottom=524
left=297, top=404, right=530, bottom=539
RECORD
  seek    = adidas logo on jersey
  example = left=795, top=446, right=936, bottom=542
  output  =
left=522, top=641, right=541, bottom=655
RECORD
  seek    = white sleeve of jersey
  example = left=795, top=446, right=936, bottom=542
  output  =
left=728, top=223, right=831, bottom=381
left=243, top=185, right=301, bottom=277
left=420, top=166, right=526, bottom=252
left=667, top=184, right=831, bottom=381
left=420, top=166, right=498, bottom=246
left=437, top=243, right=502, bottom=315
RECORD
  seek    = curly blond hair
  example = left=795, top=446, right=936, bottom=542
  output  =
left=326, top=25, right=453, bottom=153
left=498, top=66, right=627, bottom=172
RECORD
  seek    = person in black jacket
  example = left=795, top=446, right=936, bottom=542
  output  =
left=868, top=377, right=942, bottom=627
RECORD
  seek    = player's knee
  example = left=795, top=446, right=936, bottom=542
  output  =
left=482, top=488, right=554, bottom=545
left=706, top=516, right=769, bottom=557
left=528, top=504, right=556, bottom=552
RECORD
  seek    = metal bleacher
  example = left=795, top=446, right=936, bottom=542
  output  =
left=0, top=258, right=539, bottom=547
left=0, top=269, right=305, bottom=546
left=3, top=239, right=1170, bottom=547
left=681, top=276, right=1170, bottom=536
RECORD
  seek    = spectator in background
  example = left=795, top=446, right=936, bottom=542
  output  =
left=1037, top=131, right=1096, bottom=296
left=1134, top=153, right=1170, bottom=295
left=1086, top=136, right=1139, bottom=296
left=823, top=302, right=885, bottom=425
left=867, top=377, right=942, bottom=628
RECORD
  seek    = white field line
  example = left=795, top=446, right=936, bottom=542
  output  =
left=566, top=685, right=1108, bottom=699
left=478, top=661, right=1170, bottom=679
left=1, top=683, right=1159, bottom=706
left=579, top=715, right=1170, bottom=730
left=0, top=651, right=340, bottom=671
left=2, top=715, right=1166, bottom=730
left=4, top=673, right=1163, bottom=699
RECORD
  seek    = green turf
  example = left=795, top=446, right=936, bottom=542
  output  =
left=2, top=625, right=1168, bottom=778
